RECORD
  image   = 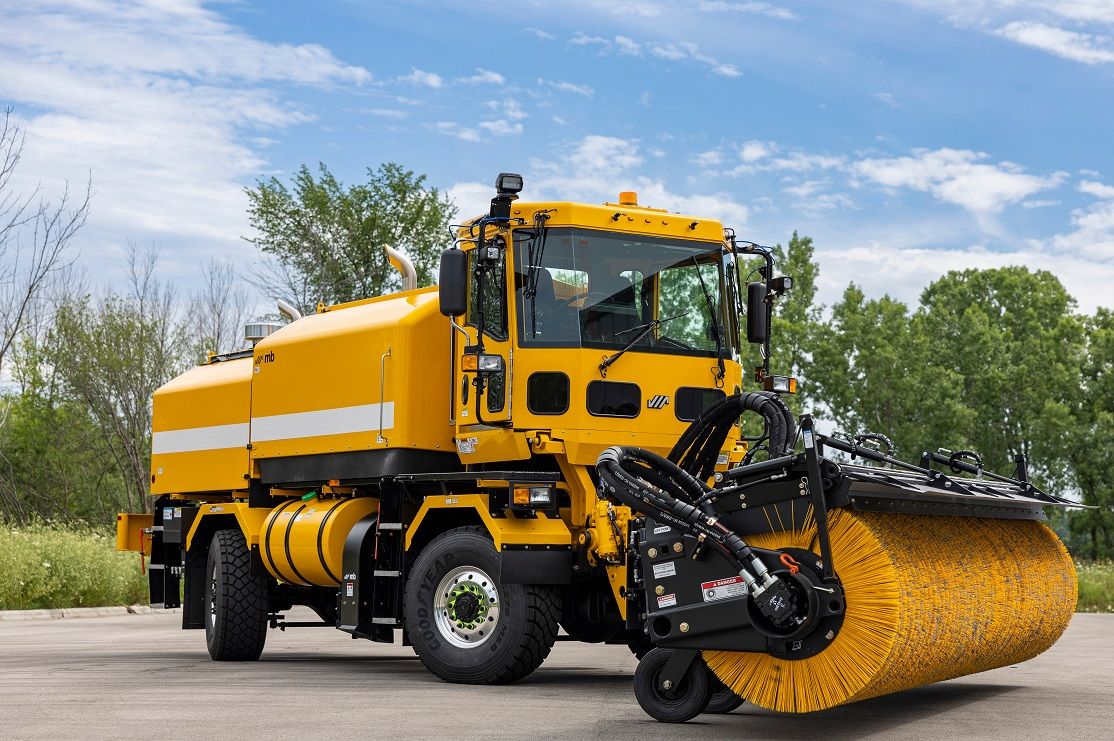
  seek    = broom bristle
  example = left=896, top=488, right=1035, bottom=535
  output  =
left=704, top=509, right=1076, bottom=713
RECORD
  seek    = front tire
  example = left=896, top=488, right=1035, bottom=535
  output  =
left=705, top=670, right=746, bottom=714
left=634, top=648, right=712, bottom=723
left=403, top=526, right=559, bottom=684
left=205, top=529, right=268, bottom=661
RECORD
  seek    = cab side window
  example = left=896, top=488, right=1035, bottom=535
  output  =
left=466, top=245, right=508, bottom=341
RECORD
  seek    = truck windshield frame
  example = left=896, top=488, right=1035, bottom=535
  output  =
left=513, top=227, right=733, bottom=358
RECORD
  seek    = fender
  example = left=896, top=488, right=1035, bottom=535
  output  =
left=185, top=502, right=271, bottom=551
left=406, top=494, right=572, bottom=584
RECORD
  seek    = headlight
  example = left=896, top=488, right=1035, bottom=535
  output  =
left=461, top=353, right=504, bottom=373
left=513, top=486, right=553, bottom=505
left=763, top=375, right=798, bottom=394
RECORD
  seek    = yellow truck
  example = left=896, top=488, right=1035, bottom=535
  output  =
left=119, top=173, right=1078, bottom=722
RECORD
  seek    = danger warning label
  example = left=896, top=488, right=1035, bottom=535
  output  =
left=700, top=576, right=747, bottom=602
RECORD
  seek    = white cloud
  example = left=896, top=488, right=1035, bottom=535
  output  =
left=478, top=120, right=524, bottom=136
left=460, top=68, right=506, bottom=85
left=783, top=180, right=826, bottom=198
left=448, top=181, right=493, bottom=219
left=903, top=1, right=1114, bottom=64
left=995, top=21, right=1114, bottom=64
left=1022, top=198, right=1060, bottom=208
left=526, top=27, right=556, bottom=40
left=740, top=140, right=773, bottom=162
left=1043, top=181, right=1114, bottom=265
left=852, top=148, right=1066, bottom=214
left=0, top=0, right=369, bottom=278
left=366, top=108, right=408, bottom=119
left=570, top=32, right=608, bottom=46
left=1079, top=180, right=1114, bottom=199
left=545, top=79, right=595, bottom=96
left=615, top=35, right=643, bottom=54
left=872, top=91, right=898, bottom=107
left=431, top=121, right=481, bottom=142
left=527, top=135, right=749, bottom=226
left=732, top=141, right=846, bottom=174
left=570, top=33, right=742, bottom=77
left=568, top=135, right=645, bottom=178
left=694, top=150, right=724, bottom=167
left=697, top=1, right=797, bottom=21
left=401, top=68, right=443, bottom=88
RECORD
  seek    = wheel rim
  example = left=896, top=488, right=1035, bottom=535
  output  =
left=433, top=565, right=500, bottom=648
left=208, top=561, right=218, bottom=628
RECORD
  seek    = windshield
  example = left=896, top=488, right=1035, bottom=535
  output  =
left=513, top=227, right=731, bottom=357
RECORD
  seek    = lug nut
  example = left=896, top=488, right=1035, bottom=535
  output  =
left=662, top=680, right=673, bottom=690
left=680, top=622, right=690, bottom=633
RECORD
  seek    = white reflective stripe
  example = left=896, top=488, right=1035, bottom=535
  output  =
left=250, top=402, right=394, bottom=442
left=152, top=423, right=250, bottom=454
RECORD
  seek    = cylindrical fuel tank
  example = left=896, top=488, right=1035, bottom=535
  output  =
left=261, top=496, right=377, bottom=587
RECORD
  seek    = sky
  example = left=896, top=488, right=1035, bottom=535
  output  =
left=2, top=0, right=1113, bottom=314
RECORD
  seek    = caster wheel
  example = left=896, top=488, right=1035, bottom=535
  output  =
left=633, top=648, right=712, bottom=723
left=705, top=670, right=746, bottom=714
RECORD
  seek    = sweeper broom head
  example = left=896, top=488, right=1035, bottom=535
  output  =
left=596, top=397, right=1081, bottom=723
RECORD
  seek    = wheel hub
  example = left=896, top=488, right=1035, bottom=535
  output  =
left=434, top=565, right=501, bottom=648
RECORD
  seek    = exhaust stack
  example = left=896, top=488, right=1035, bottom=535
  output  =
left=386, top=245, right=417, bottom=292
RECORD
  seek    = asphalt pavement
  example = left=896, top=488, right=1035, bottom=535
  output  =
left=0, top=610, right=1109, bottom=740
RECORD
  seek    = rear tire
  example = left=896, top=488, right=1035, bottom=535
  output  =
left=205, top=529, right=268, bottom=661
left=403, top=526, right=559, bottom=684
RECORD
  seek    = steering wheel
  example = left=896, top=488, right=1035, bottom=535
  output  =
left=559, top=291, right=611, bottom=310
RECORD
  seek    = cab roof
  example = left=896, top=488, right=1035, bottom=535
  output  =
left=466, top=198, right=727, bottom=244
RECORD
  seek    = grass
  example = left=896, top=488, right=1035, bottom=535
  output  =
left=1076, top=561, right=1114, bottom=613
left=0, top=520, right=148, bottom=610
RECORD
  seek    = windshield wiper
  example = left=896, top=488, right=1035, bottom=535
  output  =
left=599, top=311, right=690, bottom=377
left=692, top=256, right=726, bottom=384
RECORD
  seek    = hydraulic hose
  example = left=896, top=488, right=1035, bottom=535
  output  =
left=668, top=392, right=796, bottom=481
left=596, top=446, right=775, bottom=593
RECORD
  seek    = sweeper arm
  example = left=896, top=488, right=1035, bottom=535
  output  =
left=596, top=398, right=1083, bottom=722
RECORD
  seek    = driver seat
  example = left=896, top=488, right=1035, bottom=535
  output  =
left=584, top=275, right=640, bottom=341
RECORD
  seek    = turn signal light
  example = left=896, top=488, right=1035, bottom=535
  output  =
left=763, top=375, right=798, bottom=394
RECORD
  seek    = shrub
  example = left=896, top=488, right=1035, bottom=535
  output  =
left=1076, top=560, right=1114, bottom=613
left=0, top=519, right=147, bottom=610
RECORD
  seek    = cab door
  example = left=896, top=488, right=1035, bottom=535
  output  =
left=454, top=235, right=513, bottom=427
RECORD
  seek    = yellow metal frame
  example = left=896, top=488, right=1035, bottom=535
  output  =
left=405, top=494, right=571, bottom=551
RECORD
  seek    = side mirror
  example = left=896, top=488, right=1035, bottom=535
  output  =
left=746, top=282, right=768, bottom=344
left=439, top=249, right=468, bottom=317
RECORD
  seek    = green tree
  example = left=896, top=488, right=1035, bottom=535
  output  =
left=737, top=232, right=821, bottom=413
left=46, top=247, right=187, bottom=513
left=809, top=285, right=973, bottom=458
left=246, top=162, right=457, bottom=315
left=919, top=267, right=1084, bottom=484
left=1066, top=309, right=1114, bottom=559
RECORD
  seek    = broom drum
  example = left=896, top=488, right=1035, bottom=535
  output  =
left=704, top=509, right=1077, bottom=713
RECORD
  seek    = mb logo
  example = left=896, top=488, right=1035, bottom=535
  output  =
left=647, top=395, right=669, bottom=409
